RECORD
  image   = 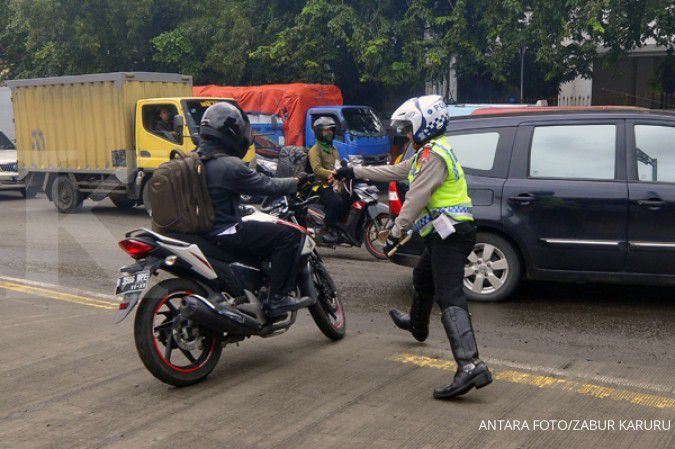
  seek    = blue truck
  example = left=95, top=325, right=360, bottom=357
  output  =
left=303, top=105, right=390, bottom=165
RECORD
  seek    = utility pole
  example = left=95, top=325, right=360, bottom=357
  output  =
left=519, top=10, right=532, bottom=104
left=520, top=46, right=527, bottom=103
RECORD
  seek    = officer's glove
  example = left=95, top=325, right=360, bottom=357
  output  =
left=383, top=235, right=401, bottom=257
left=382, top=225, right=401, bottom=256
left=334, top=166, right=355, bottom=181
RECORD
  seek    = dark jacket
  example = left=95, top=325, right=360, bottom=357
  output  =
left=199, top=142, right=297, bottom=232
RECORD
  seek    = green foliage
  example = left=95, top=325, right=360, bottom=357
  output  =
left=1, top=0, right=673, bottom=105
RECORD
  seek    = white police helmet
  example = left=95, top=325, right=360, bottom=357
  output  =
left=390, top=95, right=449, bottom=144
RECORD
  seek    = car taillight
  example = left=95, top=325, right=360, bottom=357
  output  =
left=119, top=239, right=155, bottom=259
left=388, top=182, right=402, bottom=216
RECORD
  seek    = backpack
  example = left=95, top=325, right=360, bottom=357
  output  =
left=149, top=150, right=214, bottom=234
left=276, top=146, right=309, bottom=177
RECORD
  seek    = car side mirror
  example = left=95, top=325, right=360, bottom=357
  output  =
left=271, top=115, right=279, bottom=131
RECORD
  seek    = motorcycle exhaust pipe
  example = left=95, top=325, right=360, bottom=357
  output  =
left=180, top=295, right=262, bottom=335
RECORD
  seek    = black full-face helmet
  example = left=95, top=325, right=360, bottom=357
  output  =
left=199, top=102, right=252, bottom=158
left=312, top=116, right=338, bottom=144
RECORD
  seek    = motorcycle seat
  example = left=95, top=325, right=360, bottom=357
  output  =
left=164, top=232, right=258, bottom=265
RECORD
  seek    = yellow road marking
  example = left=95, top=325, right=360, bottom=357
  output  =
left=0, top=281, right=118, bottom=310
left=390, top=353, right=675, bottom=410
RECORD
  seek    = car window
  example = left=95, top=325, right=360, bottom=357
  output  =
left=142, top=104, right=182, bottom=144
left=634, top=125, right=675, bottom=183
left=529, top=125, right=616, bottom=180
left=446, top=132, right=500, bottom=171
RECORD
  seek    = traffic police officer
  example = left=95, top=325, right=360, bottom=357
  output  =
left=335, top=95, right=492, bottom=399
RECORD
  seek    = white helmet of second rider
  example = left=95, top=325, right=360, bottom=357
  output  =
left=390, top=95, right=449, bottom=145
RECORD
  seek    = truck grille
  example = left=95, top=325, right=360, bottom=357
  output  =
left=0, top=163, right=18, bottom=172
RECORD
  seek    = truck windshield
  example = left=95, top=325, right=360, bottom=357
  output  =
left=342, top=108, right=386, bottom=137
left=0, top=132, right=14, bottom=150
left=182, top=99, right=238, bottom=136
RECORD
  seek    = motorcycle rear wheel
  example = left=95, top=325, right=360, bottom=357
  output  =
left=134, top=279, right=222, bottom=387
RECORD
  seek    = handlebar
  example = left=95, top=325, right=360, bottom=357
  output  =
left=289, top=195, right=320, bottom=209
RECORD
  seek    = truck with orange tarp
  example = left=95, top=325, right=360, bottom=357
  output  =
left=194, top=83, right=390, bottom=165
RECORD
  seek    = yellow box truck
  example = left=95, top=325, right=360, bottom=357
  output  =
left=6, top=72, right=254, bottom=212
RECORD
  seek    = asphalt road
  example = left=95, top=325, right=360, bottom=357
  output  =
left=0, top=192, right=673, bottom=449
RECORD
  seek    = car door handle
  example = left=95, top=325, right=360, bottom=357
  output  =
left=637, top=198, right=666, bottom=209
left=509, top=194, right=535, bottom=205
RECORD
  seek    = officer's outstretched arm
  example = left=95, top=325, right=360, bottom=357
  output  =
left=352, top=158, right=413, bottom=182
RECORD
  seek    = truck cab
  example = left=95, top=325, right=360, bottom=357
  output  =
left=135, top=97, right=255, bottom=170
left=305, top=106, right=390, bottom=165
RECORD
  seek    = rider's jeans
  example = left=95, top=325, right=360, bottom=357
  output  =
left=211, top=221, right=302, bottom=296
left=320, top=188, right=349, bottom=228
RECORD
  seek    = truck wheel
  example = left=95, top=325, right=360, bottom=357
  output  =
left=110, top=195, right=136, bottom=210
left=463, top=233, right=522, bottom=302
left=52, top=175, right=83, bottom=213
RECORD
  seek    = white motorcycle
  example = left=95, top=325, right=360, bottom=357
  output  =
left=113, top=207, right=345, bottom=386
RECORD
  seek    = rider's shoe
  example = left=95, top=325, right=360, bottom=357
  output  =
left=267, top=294, right=313, bottom=317
left=321, top=228, right=341, bottom=244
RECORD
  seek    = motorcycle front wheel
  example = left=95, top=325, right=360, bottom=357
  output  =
left=363, top=213, right=391, bottom=260
left=134, top=278, right=223, bottom=387
left=308, top=257, right=346, bottom=341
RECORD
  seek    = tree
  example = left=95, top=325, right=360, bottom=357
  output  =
left=0, top=0, right=185, bottom=79
left=151, top=0, right=303, bottom=84
left=250, top=0, right=424, bottom=106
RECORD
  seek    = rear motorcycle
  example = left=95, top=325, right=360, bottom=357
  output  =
left=265, top=176, right=391, bottom=260
left=113, top=208, right=345, bottom=387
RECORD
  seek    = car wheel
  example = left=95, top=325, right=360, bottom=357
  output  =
left=464, top=233, right=521, bottom=302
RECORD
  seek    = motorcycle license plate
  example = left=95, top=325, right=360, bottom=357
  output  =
left=115, top=270, right=150, bottom=295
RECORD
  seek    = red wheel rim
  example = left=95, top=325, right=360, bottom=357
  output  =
left=151, top=291, right=216, bottom=373
left=365, top=214, right=389, bottom=258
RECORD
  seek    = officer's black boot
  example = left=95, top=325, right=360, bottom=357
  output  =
left=433, top=306, right=492, bottom=399
left=388, top=291, right=434, bottom=342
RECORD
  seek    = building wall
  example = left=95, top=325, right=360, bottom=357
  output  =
left=558, top=42, right=674, bottom=110
left=592, top=56, right=666, bottom=108
left=559, top=75, right=593, bottom=106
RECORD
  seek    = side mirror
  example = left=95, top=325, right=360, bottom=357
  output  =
left=173, top=114, right=184, bottom=134
left=270, top=115, right=279, bottom=131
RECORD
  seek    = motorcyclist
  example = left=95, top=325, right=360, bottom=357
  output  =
left=198, top=102, right=311, bottom=317
left=308, top=116, right=349, bottom=243
left=334, top=95, right=492, bottom=399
